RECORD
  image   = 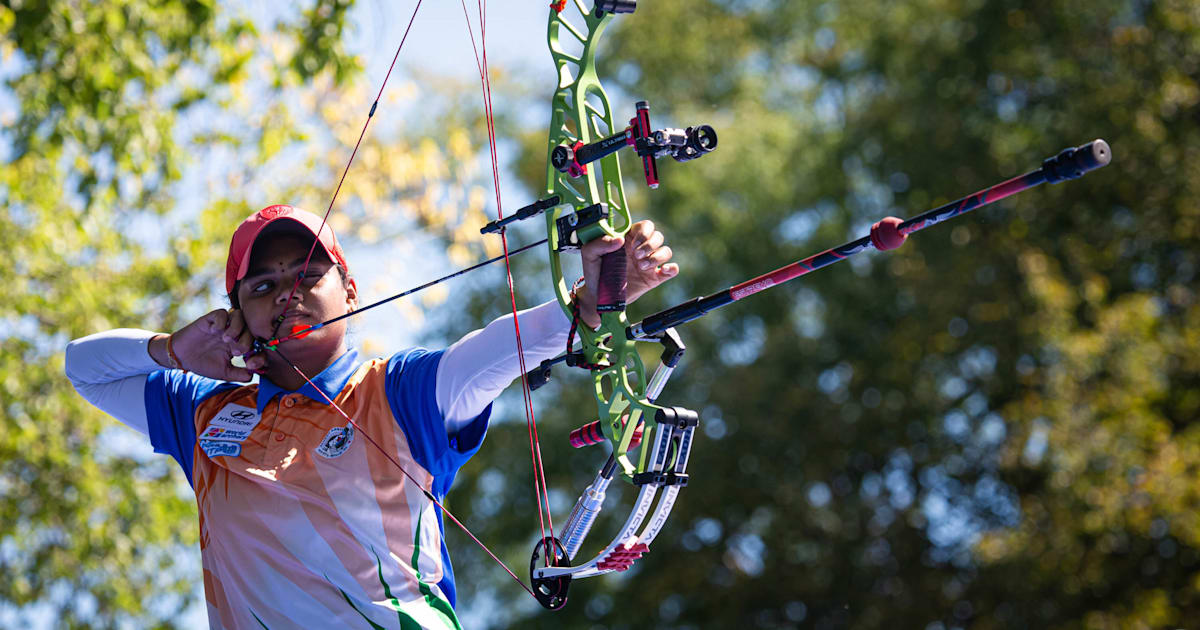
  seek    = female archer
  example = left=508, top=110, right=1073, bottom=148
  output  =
left=65, top=204, right=677, bottom=629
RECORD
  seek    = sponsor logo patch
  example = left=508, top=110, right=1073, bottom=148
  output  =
left=199, top=425, right=251, bottom=441
left=316, top=424, right=355, bottom=459
left=200, top=439, right=242, bottom=458
left=199, top=403, right=261, bottom=459
left=210, top=404, right=261, bottom=431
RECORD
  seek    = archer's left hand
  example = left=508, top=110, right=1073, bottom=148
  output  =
left=578, top=220, right=678, bottom=328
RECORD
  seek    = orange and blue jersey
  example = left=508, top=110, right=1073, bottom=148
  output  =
left=144, top=348, right=487, bottom=630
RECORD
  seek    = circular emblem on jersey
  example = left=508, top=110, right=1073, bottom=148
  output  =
left=316, top=424, right=355, bottom=458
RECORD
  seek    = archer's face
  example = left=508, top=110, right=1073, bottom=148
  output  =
left=236, top=232, right=357, bottom=352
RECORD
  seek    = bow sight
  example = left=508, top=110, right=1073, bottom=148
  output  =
left=479, top=102, right=716, bottom=235
left=649, top=124, right=719, bottom=163
left=551, top=101, right=718, bottom=188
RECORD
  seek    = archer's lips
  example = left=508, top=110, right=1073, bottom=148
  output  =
left=277, top=311, right=311, bottom=326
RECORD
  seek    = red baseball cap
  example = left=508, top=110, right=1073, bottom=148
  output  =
left=225, top=205, right=350, bottom=294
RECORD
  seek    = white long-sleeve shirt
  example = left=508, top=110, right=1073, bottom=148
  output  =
left=64, top=300, right=571, bottom=438
left=65, top=300, right=578, bottom=627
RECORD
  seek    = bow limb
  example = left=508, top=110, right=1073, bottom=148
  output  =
left=545, top=1, right=663, bottom=482
left=526, top=1, right=707, bottom=609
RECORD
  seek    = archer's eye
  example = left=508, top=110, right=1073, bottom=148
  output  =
left=250, top=280, right=273, bottom=294
left=300, top=267, right=329, bottom=286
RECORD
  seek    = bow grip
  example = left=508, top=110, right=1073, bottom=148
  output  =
left=596, top=247, right=627, bottom=312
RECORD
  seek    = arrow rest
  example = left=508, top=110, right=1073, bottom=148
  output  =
left=524, top=325, right=685, bottom=393
left=554, top=202, right=611, bottom=251
left=594, top=0, right=636, bottom=16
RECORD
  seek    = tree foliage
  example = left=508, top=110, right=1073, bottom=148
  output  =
left=2, top=0, right=519, bottom=624
left=446, top=1, right=1199, bottom=629
left=4, top=0, right=1198, bottom=629
left=0, top=1, right=475, bottom=627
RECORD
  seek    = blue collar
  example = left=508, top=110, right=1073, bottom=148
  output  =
left=256, top=349, right=362, bottom=414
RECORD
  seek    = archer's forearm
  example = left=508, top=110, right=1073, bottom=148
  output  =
left=436, top=300, right=570, bottom=433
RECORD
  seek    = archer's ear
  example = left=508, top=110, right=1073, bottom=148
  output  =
left=345, top=277, right=359, bottom=309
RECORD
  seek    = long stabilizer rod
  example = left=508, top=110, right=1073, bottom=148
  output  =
left=628, top=139, right=1112, bottom=340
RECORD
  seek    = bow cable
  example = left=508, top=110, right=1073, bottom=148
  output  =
left=261, top=0, right=541, bottom=601
left=270, top=0, right=425, bottom=343
left=459, top=0, right=558, bottom=565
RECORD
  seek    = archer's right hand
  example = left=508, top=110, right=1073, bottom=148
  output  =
left=151, top=309, right=267, bottom=382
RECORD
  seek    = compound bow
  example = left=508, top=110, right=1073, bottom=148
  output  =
left=256, top=0, right=1111, bottom=614
left=484, top=0, right=719, bottom=609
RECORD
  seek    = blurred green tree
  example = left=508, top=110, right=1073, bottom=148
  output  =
left=0, top=1, right=357, bottom=627
left=6, top=0, right=1197, bottom=628
left=439, top=1, right=1199, bottom=629
left=2, top=0, right=523, bottom=626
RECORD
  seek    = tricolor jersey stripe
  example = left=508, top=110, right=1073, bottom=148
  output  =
left=145, top=349, right=485, bottom=629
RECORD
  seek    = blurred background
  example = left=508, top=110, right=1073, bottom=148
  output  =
left=2, top=1, right=1197, bottom=628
